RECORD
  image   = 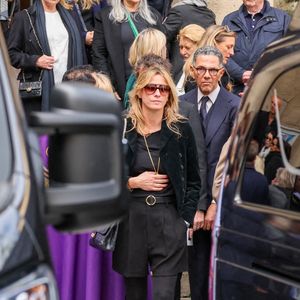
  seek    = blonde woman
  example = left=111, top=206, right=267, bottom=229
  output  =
left=124, top=28, right=167, bottom=108
left=8, top=0, right=85, bottom=116
left=113, top=65, right=200, bottom=299
left=197, top=24, right=236, bottom=92
left=92, top=0, right=163, bottom=102
left=176, top=24, right=206, bottom=95
left=199, top=25, right=236, bottom=64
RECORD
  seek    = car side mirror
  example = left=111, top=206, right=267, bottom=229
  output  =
left=30, top=83, right=128, bottom=232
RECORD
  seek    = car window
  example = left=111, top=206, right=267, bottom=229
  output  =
left=238, top=66, right=300, bottom=213
left=0, top=86, right=12, bottom=182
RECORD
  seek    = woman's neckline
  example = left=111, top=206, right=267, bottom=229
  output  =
left=139, top=129, right=161, bottom=137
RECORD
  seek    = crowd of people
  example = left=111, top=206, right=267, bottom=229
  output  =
left=3, top=0, right=295, bottom=299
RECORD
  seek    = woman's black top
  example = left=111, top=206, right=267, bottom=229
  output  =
left=130, top=130, right=175, bottom=198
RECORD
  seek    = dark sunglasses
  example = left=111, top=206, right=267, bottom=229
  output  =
left=144, top=84, right=170, bottom=96
left=193, top=66, right=222, bottom=77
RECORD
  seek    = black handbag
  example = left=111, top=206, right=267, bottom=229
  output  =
left=89, top=223, right=119, bottom=251
left=89, top=119, right=127, bottom=251
left=19, top=74, right=43, bottom=99
left=19, top=9, right=43, bottom=99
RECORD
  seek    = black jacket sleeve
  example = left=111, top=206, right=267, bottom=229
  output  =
left=92, top=9, right=110, bottom=74
left=8, top=10, right=41, bottom=70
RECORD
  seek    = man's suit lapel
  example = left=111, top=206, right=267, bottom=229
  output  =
left=205, top=87, right=230, bottom=146
left=183, top=88, right=198, bottom=107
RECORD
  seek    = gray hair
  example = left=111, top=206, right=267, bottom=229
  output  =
left=172, top=0, right=208, bottom=8
left=192, top=46, right=224, bottom=67
left=108, top=0, right=157, bottom=25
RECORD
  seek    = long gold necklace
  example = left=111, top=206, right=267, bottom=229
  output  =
left=143, top=134, right=160, bottom=175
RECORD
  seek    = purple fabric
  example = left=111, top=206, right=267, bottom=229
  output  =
left=40, top=136, right=152, bottom=299
left=47, top=227, right=125, bottom=300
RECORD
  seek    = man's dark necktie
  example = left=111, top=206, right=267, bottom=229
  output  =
left=200, top=96, right=209, bottom=120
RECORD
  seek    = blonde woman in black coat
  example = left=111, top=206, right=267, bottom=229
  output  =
left=8, top=0, right=85, bottom=116
left=113, top=65, right=200, bottom=299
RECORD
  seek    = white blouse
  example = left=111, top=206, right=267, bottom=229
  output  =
left=45, top=11, right=69, bottom=84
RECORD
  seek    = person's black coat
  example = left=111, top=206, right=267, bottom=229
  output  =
left=148, top=0, right=171, bottom=19
left=92, top=6, right=163, bottom=100
left=163, top=4, right=216, bottom=79
left=125, top=118, right=200, bottom=224
left=8, top=8, right=43, bottom=82
left=179, top=100, right=209, bottom=211
left=8, top=2, right=85, bottom=113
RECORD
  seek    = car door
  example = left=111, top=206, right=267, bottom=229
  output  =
left=0, top=29, right=58, bottom=298
left=212, top=4, right=300, bottom=300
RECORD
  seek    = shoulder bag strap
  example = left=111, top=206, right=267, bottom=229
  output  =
left=74, top=2, right=88, bottom=32
left=122, top=118, right=127, bottom=142
left=23, top=9, right=44, bottom=82
left=126, top=12, right=139, bottom=38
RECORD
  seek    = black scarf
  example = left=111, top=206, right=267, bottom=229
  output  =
left=34, top=0, right=84, bottom=110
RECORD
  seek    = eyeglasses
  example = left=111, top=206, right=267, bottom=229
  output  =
left=193, top=66, right=223, bottom=77
left=144, top=84, right=170, bottom=96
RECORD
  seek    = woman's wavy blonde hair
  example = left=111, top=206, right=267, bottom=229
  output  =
left=178, top=24, right=206, bottom=83
left=199, top=25, right=236, bottom=50
left=127, top=66, right=184, bottom=136
left=197, top=25, right=236, bottom=91
left=61, top=0, right=101, bottom=10
left=128, top=28, right=167, bottom=68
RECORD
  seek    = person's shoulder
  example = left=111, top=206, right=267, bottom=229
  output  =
left=99, top=5, right=112, bottom=15
left=219, top=86, right=240, bottom=106
left=269, top=5, right=291, bottom=19
left=148, top=6, right=163, bottom=23
left=176, top=119, right=194, bottom=136
left=180, top=88, right=197, bottom=101
left=179, top=100, right=193, bottom=109
left=222, top=7, right=240, bottom=22
left=12, top=7, right=34, bottom=23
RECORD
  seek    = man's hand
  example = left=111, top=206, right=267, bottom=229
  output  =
left=242, top=70, right=252, bottom=86
left=192, top=210, right=205, bottom=231
left=203, top=203, right=217, bottom=231
left=85, top=31, right=94, bottom=46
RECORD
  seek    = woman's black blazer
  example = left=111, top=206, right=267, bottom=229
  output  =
left=92, top=6, right=163, bottom=99
left=8, top=7, right=43, bottom=81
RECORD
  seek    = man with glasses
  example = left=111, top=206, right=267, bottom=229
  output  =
left=180, top=46, right=240, bottom=300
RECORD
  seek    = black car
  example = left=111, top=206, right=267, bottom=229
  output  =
left=212, top=3, right=300, bottom=300
left=0, top=28, right=126, bottom=299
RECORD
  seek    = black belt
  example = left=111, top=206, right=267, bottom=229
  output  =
left=131, top=195, right=174, bottom=206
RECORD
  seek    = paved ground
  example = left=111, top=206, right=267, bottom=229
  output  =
left=181, top=272, right=191, bottom=300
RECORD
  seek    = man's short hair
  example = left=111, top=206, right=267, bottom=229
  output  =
left=192, top=46, right=224, bottom=67
left=247, top=140, right=259, bottom=162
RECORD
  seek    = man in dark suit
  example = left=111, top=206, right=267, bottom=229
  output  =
left=180, top=46, right=240, bottom=300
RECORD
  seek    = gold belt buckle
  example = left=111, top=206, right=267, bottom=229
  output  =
left=145, top=195, right=156, bottom=206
